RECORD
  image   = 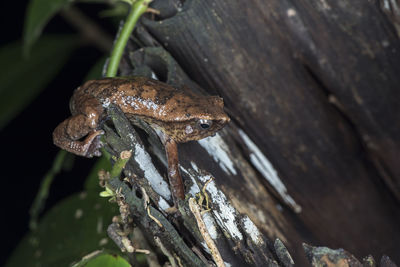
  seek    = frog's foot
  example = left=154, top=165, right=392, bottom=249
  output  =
left=65, top=130, right=104, bottom=157
left=196, top=177, right=213, bottom=213
left=165, top=206, right=178, bottom=214
left=53, top=115, right=104, bottom=157
left=82, top=130, right=104, bottom=157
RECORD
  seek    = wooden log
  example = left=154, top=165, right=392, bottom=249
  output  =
left=101, top=0, right=400, bottom=265
left=136, top=0, right=400, bottom=263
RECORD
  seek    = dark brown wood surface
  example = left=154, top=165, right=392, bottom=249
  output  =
left=113, top=0, right=400, bottom=265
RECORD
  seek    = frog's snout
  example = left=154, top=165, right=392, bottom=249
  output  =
left=219, top=114, right=230, bottom=124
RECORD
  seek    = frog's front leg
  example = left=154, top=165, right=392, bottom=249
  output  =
left=163, top=136, right=185, bottom=203
left=53, top=99, right=104, bottom=158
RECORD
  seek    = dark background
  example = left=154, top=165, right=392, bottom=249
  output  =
left=3, top=1, right=400, bottom=265
left=0, top=2, right=111, bottom=265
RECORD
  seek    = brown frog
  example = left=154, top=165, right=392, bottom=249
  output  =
left=53, top=77, right=230, bottom=202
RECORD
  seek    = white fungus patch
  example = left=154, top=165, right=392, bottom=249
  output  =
left=188, top=182, right=201, bottom=197
left=201, top=241, right=211, bottom=254
left=243, top=216, right=263, bottom=245
left=238, top=129, right=302, bottom=213
left=127, top=133, right=136, bottom=143
left=190, top=162, right=243, bottom=240
left=198, top=133, right=237, bottom=175
left=382, top=0, right=390, bottom=10
left=150, top=71, right=158, bottom=80
left=202, top=212, right=218, bottom=239
left=134, top=143, right=172, bottom=200
left=180, top=166, right=201, bottom=196
left=190, top=162, right=200, bottom=172
left=158, top=197, right=171, bottom=210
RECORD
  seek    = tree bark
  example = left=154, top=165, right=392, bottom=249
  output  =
left=105, top=0, right=400, bottom=265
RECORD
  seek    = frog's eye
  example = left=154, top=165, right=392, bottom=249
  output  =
left=197, top=119, right=212, bottom=130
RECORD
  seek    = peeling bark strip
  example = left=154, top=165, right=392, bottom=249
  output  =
left=237, top=129, right=301, bottom=213
left=189, top=198, right=225, bottom=267
left=107, top=178, right=204, bottom=267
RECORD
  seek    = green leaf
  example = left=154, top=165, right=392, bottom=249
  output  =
left=29, top=150, right=69, bottom=231
left=83, top=254, right=131, bottom=267
left=29, top=56, right=106, bottom=231
left=23, top=0, right=71, bottom=51
left=0, top=35, right=77, bottom=130
left=6, top=192, right=119, bottom=267
left=73, top=252, right=131, bottom=267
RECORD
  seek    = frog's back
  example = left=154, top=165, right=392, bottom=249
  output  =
left=70, top=78, right=126, bottom=114
left=72, top=77, right=161, bottom=100
left=70, top=77, right=199, bottom=119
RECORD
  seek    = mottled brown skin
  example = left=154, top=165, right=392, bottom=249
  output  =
left=53, top=77, right=230, bottom=202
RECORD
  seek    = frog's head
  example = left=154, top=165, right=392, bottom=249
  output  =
left=153, top=95, right=230, bottom=143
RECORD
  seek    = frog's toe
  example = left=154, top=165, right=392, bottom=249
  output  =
left=87, top=138, right=103, bottom=157
left=84, top=130, right=104, bottom=157
left=85, top=145, right=102, bottom=158
left=93, top=150, right=102, bottom=157
left=165, top=206, right=178, bottom=214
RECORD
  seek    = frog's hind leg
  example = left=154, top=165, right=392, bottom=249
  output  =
left=53, top=100, right=104, bottom=158
left=53, top=115, right=104, bottom=158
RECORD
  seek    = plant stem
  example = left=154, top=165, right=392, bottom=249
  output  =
left=110, top=150, right=132, bottom=178
left=106, top=0, right=151, bottom=77
left=29, top=150, right=68, bottom=230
